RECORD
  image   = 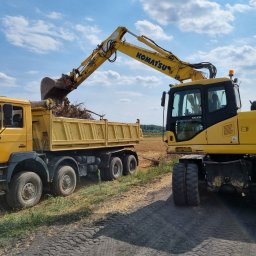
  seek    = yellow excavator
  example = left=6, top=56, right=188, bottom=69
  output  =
left=41, top=26, right=256, bottom=206
left=41, top=26, right=216, bottom=102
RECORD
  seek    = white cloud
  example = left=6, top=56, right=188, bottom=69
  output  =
left=0, top=72, right=17, bottom=87
left=86, top=70, right=162, bottom=88
left=140, top=0, right=235, bottom=36
left=135, top=20, right=173, bottom=41
left=226, top=3, right=252, bottom=13
left=85, top=17, right=94, bottom=22
left=24, top=80, right=41, bottom=94
left=119, top=98, right=131, bottom=103
left=250, top=0, right=256, bottom=7
left=115, top=91, right=142, bottom=97
left=135, top=75, right=161, bottom=87
left=195, top=44, right=256, bottom=72
left=2, top=15, right=75, bottom=54
left=192, top=44, right=256, bottom=111
left=46, top=11, right=63, bottom=20
left=75, top=24, right=101, bottom=45
left=26, top=70, right=39, bottom=75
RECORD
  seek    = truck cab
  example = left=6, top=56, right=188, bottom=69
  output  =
left=0, top=97, right=32, bottom=164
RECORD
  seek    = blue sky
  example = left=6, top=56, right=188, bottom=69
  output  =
left=1, top=0, right=256, bottom=125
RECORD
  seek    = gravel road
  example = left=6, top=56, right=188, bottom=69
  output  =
left=17, top=183, right=256, bottom=256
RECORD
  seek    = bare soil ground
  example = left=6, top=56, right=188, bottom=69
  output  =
left=11, top=176, right=256, bottom=256
left=135, top=137, right=169, bottom=168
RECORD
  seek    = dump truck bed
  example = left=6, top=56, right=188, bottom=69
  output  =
left=32, top=108, right=140, bottom=152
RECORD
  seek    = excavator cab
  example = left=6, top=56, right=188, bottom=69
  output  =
left=165, top=77, right=241, bottom=145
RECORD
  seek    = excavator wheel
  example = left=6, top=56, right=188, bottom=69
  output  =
left=186, top=163, right=200, bottom=206
left=172, top=162, right=200, bottom=206
left=172, top=163, right=187, bottom=206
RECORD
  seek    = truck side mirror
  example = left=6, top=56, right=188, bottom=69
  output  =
left=161, top=91, right=166, bottom=107
left=3, top=104, right=13, bottom=127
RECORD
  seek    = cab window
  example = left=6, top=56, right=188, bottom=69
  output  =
left=171, top=89, right=203, bottom=141
left=172, top=90, right=201, bottom=117
left=234, top=86, right=241, bottom=110
left=3, top=105, right=23, bottom=128
left=208, top=87, right=227, bottom=112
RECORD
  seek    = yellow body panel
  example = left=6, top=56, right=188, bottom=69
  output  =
left=0, top=97, right=140, bottom=163
left=237, top=111, right=256, bottom=144
left=0, top=98, right=32, bottom=163
left=167, top=114, right=256, bottom=154
left=32, top=108, right=140, bottom=151
left=171, top=77, right=230, bottom=88
left=206, top=116, right=239, bottom=145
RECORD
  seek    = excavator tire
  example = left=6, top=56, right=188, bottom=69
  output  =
left=186, top=163, right=200, bottom=206
left=172, top=163, right=186, bottom=206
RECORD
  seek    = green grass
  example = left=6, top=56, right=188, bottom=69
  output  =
left=0, top=160, right=173, bottom=248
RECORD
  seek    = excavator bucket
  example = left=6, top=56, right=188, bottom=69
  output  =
left=40, top=76, right=73, bottom=103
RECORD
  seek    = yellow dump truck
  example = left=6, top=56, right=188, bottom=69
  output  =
left=0, top=97, right=140, bottom=208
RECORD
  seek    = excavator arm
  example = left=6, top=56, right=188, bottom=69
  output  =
left=41, top=26, right=216, bottom=102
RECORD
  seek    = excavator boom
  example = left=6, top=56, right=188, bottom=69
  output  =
left=41, top=26, right=216, bottom=102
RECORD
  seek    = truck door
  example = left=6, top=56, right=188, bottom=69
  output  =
left=169, top=88, right=207, bottom=143
left=205, top=83, right=239, bottom=145
left=0, top=104, right=27, bottom=163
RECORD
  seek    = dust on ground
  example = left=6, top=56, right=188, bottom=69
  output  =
left=135, top=136, right=168, bottom=168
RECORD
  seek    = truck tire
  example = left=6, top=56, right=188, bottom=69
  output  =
left=172, top=163, right=186, bottom=206
left=104, top=157, right=123, bottom=181
left=6, top=172, right=43, bottom=209
left=52, top=165, right=77, bottom=196
left=123, top=155, right=137, bottom=175
left=186, top=163, right=200, bottom=206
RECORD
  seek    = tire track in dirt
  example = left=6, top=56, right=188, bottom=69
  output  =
left=16, top=177, right=256, bottom=256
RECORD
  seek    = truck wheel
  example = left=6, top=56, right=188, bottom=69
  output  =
left=52, top=165, right=77, bottom=196
left=123, top=155, right=137, bottom=175
left=106, top=157, right=123, bottom=180
left=186, top=163, right=200, bottom=206
left=6, top=172, right=42, bottom=209
left=172, top=163, right=187, bottom=206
